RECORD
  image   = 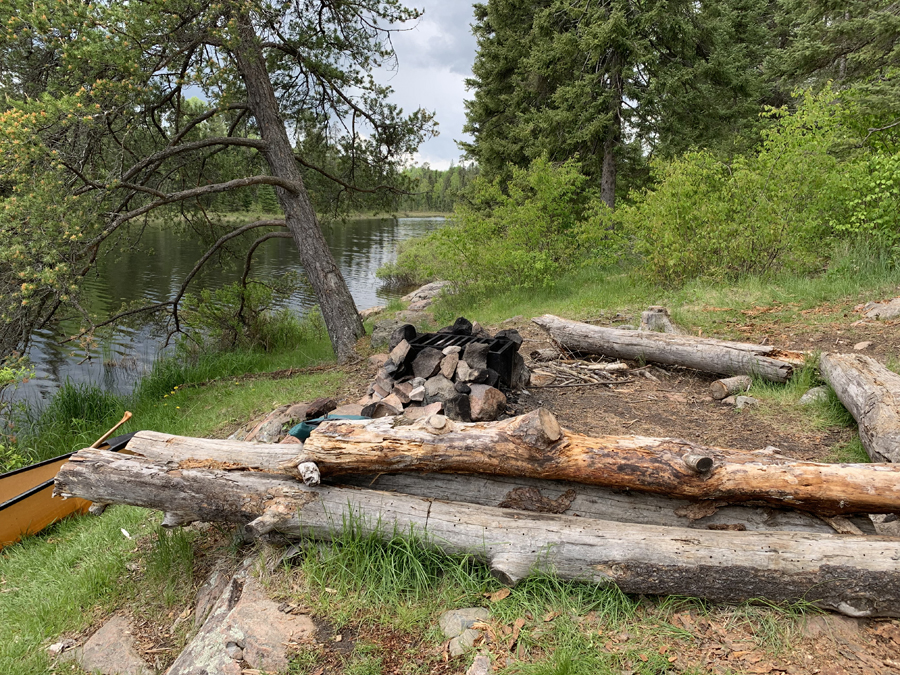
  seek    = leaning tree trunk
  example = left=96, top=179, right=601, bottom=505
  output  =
left=124, top=430, right=875, bottom=535
left=820, top=352, right=900, bottom=463
left=533, top=314, right=803, bottom=382
left=599, top=52, right=622, bottom=209
left=232, top=17, right=364, bottom=362
left=54, top=449, right=900, bottom=618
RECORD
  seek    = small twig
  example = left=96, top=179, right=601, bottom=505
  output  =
left=531, top=378, right=634, bottom=389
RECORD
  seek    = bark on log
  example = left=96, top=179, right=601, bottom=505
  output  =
left=532, top=314, right=803, bottom=382
left=126, top=430, right=295, bottom=472
left=54, top=449, right=900, bottom=617
left=129, top=412, right=900, bottom=516
left=289, top=411, right=900, bottom=516
left=710, top=376, right=753, bottom=400
left=122, top=430, right=875, bottom=534
left=820, top=353, right=900, bottom=464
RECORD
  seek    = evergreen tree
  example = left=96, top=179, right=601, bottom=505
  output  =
left=462, top=0, right=781, bottom=206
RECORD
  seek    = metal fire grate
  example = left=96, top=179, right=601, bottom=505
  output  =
left=407, top=333, right=517, bottom=386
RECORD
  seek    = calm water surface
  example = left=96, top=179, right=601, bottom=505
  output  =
left=20, top=216, right=444, bottom=404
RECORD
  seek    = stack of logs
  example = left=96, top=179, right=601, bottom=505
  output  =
left=51, top=314, right=900, bottom=619
left=359, top=318, right=529, bottom=422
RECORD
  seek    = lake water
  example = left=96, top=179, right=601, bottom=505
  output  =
left=18, top=216, right=444, bottom=404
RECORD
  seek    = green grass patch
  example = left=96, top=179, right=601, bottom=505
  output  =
left=6, top=319, right=337, bottom=470
left=0, top=317, right=344, bottom=671
left=0, top=506, right=154, bottom=675
left=429, top=237, right=900, bottom=338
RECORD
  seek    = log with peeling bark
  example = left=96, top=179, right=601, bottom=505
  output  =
left=532, top=314, right=804, bottom=382
left=820, top=353, right=900, bottom=464
left=129, top=410, right=900, bottom=516
left=54, top=448, right=900, bottom=617
left=288, top=410, right=900, bottom=516
left=333, top=474, right=876, bottom=534
left=122, top=431, right=874, bottom=534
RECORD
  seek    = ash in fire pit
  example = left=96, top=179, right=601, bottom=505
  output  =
left=361, top=318, right=530, bottom=422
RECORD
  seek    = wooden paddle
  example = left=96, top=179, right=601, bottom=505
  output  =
left=90, top=411, right=133, bottom=449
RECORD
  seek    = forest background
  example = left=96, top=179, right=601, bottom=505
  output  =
left=3, top=3, right=900, bottom=673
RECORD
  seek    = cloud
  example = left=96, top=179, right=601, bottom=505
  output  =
left=377, top=1, right=478, bottom=168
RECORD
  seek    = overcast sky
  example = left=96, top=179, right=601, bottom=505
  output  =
left=378, top=2, right=479, bottom=170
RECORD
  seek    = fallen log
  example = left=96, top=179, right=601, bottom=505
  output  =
left=334, top=474, right=876, bottom=534
left=122, top=431, right=875, bottom=534
left=54, top=448, right=900, bottom=617
left=710, top=375, right=752, bottom=400
left=130, top=412, right=900, bottom=516
left=820, top=353, right=900, bottom=464
left=288, top=410, right=900, bottom=516
left=126, top=431, right=875, bottom=534
left=532, top=314, right=803, bottom=382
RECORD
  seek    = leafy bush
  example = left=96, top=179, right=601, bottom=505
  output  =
left=384, top=157, right=606, bottom=296
left=375, top=236, right=440, bottom=288
left=620, top=89, right=853, bottom=285
left=837, top=152, right=900, bottom=250
left=179, top=275, right=303, bottom=352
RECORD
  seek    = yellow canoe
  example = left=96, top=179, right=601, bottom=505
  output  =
left=0, top=434, right=134, bottom=548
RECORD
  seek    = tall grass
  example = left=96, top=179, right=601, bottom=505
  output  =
left=3, top=312, right=335, bottom=471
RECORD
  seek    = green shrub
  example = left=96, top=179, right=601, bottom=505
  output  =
left=385, top=157, right=607, bottom=296
left=620, top=88, right=853, bottom=285
left=375, top=236, right=440, bottom=287
left=179, top=275, right=303, bottom=352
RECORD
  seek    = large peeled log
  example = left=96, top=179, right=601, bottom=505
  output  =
left=121, top=430, right=875, bottom=534
left=54, top=448, right=900, bottom=618
left=286, top=410, right=900, bottom=516
left=532, top=314, right=803, bottom=382
left=820, top=352, right=900, bottom=463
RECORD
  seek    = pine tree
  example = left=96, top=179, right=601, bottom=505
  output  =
left=462, top=0, right=781, bottom=207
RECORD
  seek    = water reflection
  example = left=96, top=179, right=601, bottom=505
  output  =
left=20, top=216, right=444, bottom=403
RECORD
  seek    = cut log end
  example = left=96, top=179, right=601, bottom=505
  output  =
left=710, top=376, right=752, bottom=400
left=297, top=461, right=321, bottom=487
left=683, top=453, right=715, bottom=474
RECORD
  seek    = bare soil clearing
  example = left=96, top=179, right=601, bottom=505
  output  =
left=510, top=319, right=857, bottom=461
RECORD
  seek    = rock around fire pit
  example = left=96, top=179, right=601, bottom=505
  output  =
left=360, top=317, right=530, bottom=422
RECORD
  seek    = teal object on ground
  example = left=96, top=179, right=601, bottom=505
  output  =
left=288, top=414, right=369, bottom=441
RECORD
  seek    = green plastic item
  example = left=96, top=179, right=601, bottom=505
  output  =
left=288, top=414, right=369, bottom=441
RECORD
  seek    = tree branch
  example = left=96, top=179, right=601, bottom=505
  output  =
left=293, top=153, right=406, bottom=195
left=83, top=176, right=298, bottom=251
left=169, top=220, right=287, bottom=333
left=237, top=231, right=294, bottom=322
